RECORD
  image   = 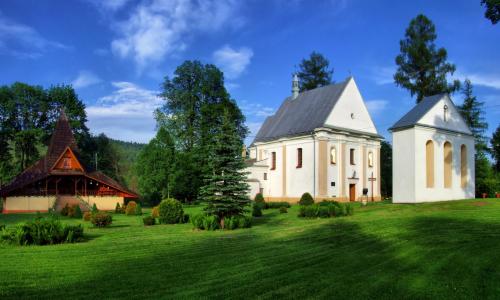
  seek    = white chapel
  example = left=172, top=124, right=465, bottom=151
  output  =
left=245, top=75, right=383, bottom=203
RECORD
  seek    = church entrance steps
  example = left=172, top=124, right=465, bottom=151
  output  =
left=55, top=195, right=90, bottom=212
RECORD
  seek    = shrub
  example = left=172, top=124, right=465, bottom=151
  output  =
left=66, top=205, right=76, bottom=218
left=91, top=212, right=113, bottom=228
left=0, top=217, right=83, bottom=245
left=203, top=215, right=219, bottom=231
left=125, top=201, right=137, bottom=216
left=91, top=203, right=99, bottom=214
left=151, top=206, right=159, bottom=218
left=115, top=203, right=121, bottom=214
left=254, top=193, right=265, bottom=204
left=191, top=214, right=250, bottom=231
left=73, top=205, right=82, bottom=219
left=265, top=202, right=291, bottom=209
left=298, top=202, right=354, bottom=218
left=299, top=193, right=314, bottom=206
left=252, top=202, right=263, bottom=217
left=182, top=214, right=190, bottom=224
left=190, top=214, right=205, bottom=230
left=135, top=203, right=143, bottom=215
left=82, top=211, right=92, bottom=221
left=346, top=203, right=354, bottom=216
left=143, top=216, right=156, bottom=226
left=61, top=203, right=70, bottom=216
left=158, top=198, right=184, bottom=224
left=279, top=206, right=288, bottom=214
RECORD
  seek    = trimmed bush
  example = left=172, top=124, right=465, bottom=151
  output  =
left=135, top=203, right=143, bottom=215
left=158, top=198, right=184, bottom=224
left=143, top=216, right=155, bottom=226
left=115, top=203, right=121, bottom=214
left=190, top=214, right=205, bottom=230
left=67, top=205, right=76, bottom=217
left=73, top=205, right=82, bottom=219
left=191, top=214, right=250, bottom=231
left=265, top=202, right=291, bottom=209
left=0, top=217, right=83, bottom=245
left=61, top=203, right=70, bottom=216
left=151, top=206, right=159, bottom=218
left=91, top=212, right=113, bottom=228
left=91, top=203, right=99, bottom=214
left=125, top=201, right=137, bottom=216
left=182, top=214, right=190, bottom=224
left=298, top=202, right=354, bottom=218
left=299, top=193, right=314, bottom=206
left=82, top=211, right=92, bottom=221
left=279, top=206, right=288, bottom=214
left=254, top=193, right=265, bottom=204
left=252, top=202, right=263, bottom=217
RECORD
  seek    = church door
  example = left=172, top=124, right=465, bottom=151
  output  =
left=349, top=184, right=356, bottom=202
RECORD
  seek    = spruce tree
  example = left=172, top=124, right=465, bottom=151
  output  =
left=481, top=0, right=500, bottom=24
left=394, top=14, right=460, bottom=103
left=458, top=79, right=489, bottom=154
left=297, top=52, right=333, bottom=92
left=199, top=111, right=250, bottom=229
left=491, top=124, right=500, bottom=172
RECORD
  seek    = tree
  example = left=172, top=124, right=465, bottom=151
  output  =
left=297, top=52, right=333, bottom=92
left=199, top=111, right=250, bottom=228
left=394, top=14, right=460, bottom=103
left=458, top=79, right=489, bottom=153
left=135, top=127, right=175, bottom=205
left=492, top=124, right=500, bottom=172
left=380, top=141, right=393, bottom=197
left=481, top=0, right=500, bottom=24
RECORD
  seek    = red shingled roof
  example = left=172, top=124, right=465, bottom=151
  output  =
left=0, top=111, right=138, bottom=198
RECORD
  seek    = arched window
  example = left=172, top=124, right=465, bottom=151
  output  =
left=330, top=147, right=336, bottom=164
left=444, top=141, right=452, bottom=188
left=461, top=144, right=467, bottom=188
left=426, top=140, right=434, bottom=188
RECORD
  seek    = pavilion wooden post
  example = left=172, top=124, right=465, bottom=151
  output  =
left=55, top=178, right=61, bottom=196
left=74, top=178, right=81, bottom=196
left=368, top=172, right=376, bottom=202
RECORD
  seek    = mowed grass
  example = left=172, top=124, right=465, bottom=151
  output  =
left=2, top=199, right=500, bottom=299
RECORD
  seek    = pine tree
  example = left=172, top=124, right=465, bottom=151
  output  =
left=481, top=0, right=500, bottom=25
left=199, top=111, right=250, bottom=228
left=297, top=52, right=333, bottom=92
left=394, top=14, right=460, bottom=103
left=491, top=124, right=500, bottom=172
left=458, top=79, right=489, bottom=154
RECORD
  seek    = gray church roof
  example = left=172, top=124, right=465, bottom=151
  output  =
left=253, top=78, right=351, bottom=143
left=390, top=94, right=447, bottom=131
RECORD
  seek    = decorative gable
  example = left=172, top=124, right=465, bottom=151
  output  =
left=51, top=147, right=84, bottom=172
left=417, top=95, right=472, bottom=134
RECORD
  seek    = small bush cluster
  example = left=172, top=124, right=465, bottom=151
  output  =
left=191, top=214, right=251, bottom=231
left=143, top=216, right=156, bottom=226
left=159, top=198, right=184, bottom=224
left=279, top=206, right=288, bottom=214
left=151, top=206, right=159, bottom=218
left=299, top=193, right=314, bottom=206
left=125, top=201, right=137, bottom=216
left=91, top=212, right=113, bottom=228
left=0, top=217, right=84, bottom=245
left=252, top=202, right=263, bottom=217
left=265, top=202, right=291, bottom=209
left=91, top=203, right=99, bottom=213
left=60, top=204, right=83, bottom=218
left=82, top=211, right=92, bottom=221
left=298, top=201, right=354, bottom=218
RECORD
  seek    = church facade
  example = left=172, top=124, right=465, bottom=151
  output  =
left=246, top=76, right=382, bottom=203
left=390, top=94, right=475, bottom=203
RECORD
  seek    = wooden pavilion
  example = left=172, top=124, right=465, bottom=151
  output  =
left=0, top=111, right=138, bottom=213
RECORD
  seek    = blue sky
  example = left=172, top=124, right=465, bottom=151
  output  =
left=0, top=0, right=499, bottom=144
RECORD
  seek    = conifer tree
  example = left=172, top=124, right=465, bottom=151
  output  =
left=394, top=14, right=460, bottom=103
left=491, top=124, right=500, bottom=172
left=199, top=110, right=250, bottom=228
left=458, top=79, right=489, bottom=154
left=297, top=52, right=333, bottom=92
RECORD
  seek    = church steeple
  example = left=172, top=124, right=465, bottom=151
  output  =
left=292, top=73, right=299, bottom=99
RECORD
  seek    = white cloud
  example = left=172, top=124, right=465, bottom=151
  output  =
left=371, top=66, right=395, bottom=85
left=365, top=99, right=389, bottom=115
left=454, top=71, right=500, bottom=90
left=72, top=71, right=102, bottom=89
left=240, top=101, right=275, bottom=118
left=110, top=0, right=241, bottom=71
left=0, top=14, right=68, bottom=58
left=213, top=45, right=253, bottom=79
left=86, top=82, right=162, bottom=143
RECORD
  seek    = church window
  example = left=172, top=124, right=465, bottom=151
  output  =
left=297, top=148, right=303, bottom=168
left=444, top=141, right=452, bottom=188
left=368, top=151, right=373, bottom=167
left=271, top=152, right=276, bottom=170
left=264, top=173, right=267, bottom=180
left=330, top=147, right=336, bottom=164
left=350, top=149, right=355, bottom=165
left=426, top=140, right=435, bottom=188
left=461, top=144, right=467, bottom=188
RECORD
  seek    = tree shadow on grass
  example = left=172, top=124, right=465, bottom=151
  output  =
left=6, top=216, right=500, bottom=299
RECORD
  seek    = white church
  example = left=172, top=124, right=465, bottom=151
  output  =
left=246, top=76, right=383, bottom=203
left=390, top=94, right=475, bottom=203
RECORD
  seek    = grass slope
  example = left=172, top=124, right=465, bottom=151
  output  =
left=1, top=199, right=500, bottom=299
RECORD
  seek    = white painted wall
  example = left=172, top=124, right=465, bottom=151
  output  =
left=393, top=129, right=416, bottom=203
left=4, top=196, right=57, bottom=212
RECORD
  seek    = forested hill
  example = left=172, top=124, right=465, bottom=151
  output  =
left=109, top=139, right=145, bottom=192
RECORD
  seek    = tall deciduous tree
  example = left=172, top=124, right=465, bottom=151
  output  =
left=297, top=52, right=333, bottom=92
left=135, top=127, right=175, bottom=205
left=200, top=111, right=250, bottom=228
left=458, top=79, right=489, bottom=153
left=481, top=0, right=500, bottom=24
left=492, top=124, right=500, bottom=172
left=394, top=14, right=460, bottom=103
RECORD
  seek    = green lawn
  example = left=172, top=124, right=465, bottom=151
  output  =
left=1, top=199, right=500, bottom=299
